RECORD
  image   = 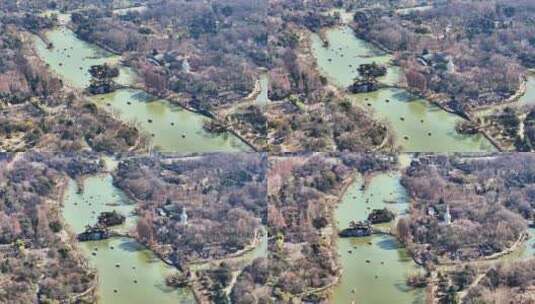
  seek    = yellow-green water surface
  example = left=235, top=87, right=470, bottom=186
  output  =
left=35, top=27, right=116, bottom=88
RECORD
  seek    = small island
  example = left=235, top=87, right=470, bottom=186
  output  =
left=357, top=62, right=387, bottom=78
left=367, top=208, right=395, bottom=224
left=77, top=224, right=110, bottom=241
left=87, top=63, right=120, bottom=95
left=348, top=63, right=387, bottom=93
left=97, top=210, right=125, bottom=227
left=339, top=220, right=373, bottom=237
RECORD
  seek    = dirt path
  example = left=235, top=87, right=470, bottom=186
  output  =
left=457, top=271, right=488, bottom=302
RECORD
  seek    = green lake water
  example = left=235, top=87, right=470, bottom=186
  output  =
left=311, top=26, right=495, bottom=152
left=93, top=89, right=247, bottom=152
left=522, top=228, right=535, bottom=259
left=62, top=172, right=195, bottom=304
left=34, top=27, right=115, bottom=88
left=519, top=75, right=535, bottom=106
left=34, top=22, right=249, bottom=152
left=255, top=73, right=269, bottom=106
left=333, top=172, right=424, bottom=304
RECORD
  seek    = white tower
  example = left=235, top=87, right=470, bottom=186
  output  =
left=182, top=58, right=190, bottom=73
left=447, top=58, right=455, bottom=74
left=180, top=208, right=188, bottom=225
left=444, top=205, right=452, bottom=225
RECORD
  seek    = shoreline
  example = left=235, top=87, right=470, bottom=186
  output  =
left=327, top=169, right=419, bottom=303
left=56, top=176, right=100, bottom=303
left=133, top=83, right=260, bottom=153
left=110, top=170, right=266, bottom=303
left=318, top=19, right=526, bottom=153
left=58, top=172, right=200, bottom=303
left=303, top=26, right=394, bottom=152
left=278, top=171, right=360, bottom=300
left=25, top=29, right=150, bottom=153
left=37, top=19, right=259, bottom=153
left=338, top=8, right=529, bottom=119
left=312, top=24, right=495, bottom=152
